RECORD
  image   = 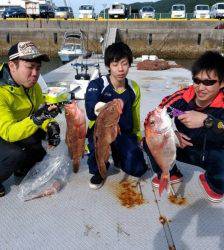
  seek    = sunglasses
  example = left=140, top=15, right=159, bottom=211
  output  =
left=192, top=77, right=218, bottom=86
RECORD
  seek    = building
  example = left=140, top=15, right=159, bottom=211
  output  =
left=0, top=0, right=52, bottom=8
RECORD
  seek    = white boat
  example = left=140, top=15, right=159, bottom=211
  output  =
left=58, top=32, right=86, bottom=63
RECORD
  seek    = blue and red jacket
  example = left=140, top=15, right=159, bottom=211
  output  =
left=159, top=85, right=224, bottom=149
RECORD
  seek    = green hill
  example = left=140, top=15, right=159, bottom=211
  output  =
left=128, top=0, right=218, bottom=13
left=99, top=1, right=218, bottom=16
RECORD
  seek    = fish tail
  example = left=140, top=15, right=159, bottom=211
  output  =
left=73, top=160, right=80, bottom=173
left=159, top=176, right=169, bottom=196
left=99, top=163, right=107, bottom=179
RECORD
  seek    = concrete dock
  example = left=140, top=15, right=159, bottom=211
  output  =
left=1, top=57, right=223, bottom=250
left=0, top=19, right=224, bottom=58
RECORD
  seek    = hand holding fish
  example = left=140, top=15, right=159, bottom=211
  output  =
left=144, top=107, right=177, bottom=196
left=178, top=111, right=208, bottom=128
left=94, top=99, right=124, bottom=179
left=94, top=102, right=106, bottom=116
left=65, top=100, right=86, bottom=173
left=175, top=131, right=193, bottom=148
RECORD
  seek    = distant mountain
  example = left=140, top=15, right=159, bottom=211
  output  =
left=128, top=0, right=218, bottom=13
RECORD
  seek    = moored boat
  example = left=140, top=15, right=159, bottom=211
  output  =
left=58, top=32, right=86, bottom=63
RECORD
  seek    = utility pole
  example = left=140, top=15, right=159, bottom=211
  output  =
left=63, top=0, right=68, bottom=7
left=103, top=4, right=107, bottom=19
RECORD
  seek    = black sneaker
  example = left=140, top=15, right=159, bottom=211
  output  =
left=0, top=183, right=5, bottom=197
left=89, top=173, right=104, bottom=189
left=114, top=160, right=122, bottom=169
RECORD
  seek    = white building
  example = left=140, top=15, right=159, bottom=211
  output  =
left=0, top=0, right=51, bottom=8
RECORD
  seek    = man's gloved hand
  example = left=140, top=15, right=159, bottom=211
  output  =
left=94, top=102, right=106, bottom=116
left=46, top=122, right=60, bottom=147
left=31, top=104, right=61, bottom=126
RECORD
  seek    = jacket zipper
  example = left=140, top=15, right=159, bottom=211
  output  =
left=201, top=132, right=207, bottom=164
left=24, top=87, right=34, bottom=116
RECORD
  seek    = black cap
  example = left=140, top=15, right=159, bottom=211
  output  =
left=8, top=41, right=49, bottom=62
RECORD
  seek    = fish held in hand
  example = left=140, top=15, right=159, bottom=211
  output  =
left=144, top=107, right=177, bottom=196
left=65, top=100, right=86, bottom=172
left=94, top=99, right=124, bottom=179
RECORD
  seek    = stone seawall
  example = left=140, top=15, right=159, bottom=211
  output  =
left=0, top=19, right=223, bottom=58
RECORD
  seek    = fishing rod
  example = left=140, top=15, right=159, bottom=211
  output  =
left=142, top=141, right=176, bottom=250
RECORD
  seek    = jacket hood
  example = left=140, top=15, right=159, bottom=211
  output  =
left=0, top=63, right=18, bottom=87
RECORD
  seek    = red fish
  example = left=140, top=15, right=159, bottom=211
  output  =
left=94, top=99, right=124, bottom=179
left=65, top=100, right=86, bottom=172
left=144, top=107, right=177, bottom=196
left=24, top=180, right=62, bottom=201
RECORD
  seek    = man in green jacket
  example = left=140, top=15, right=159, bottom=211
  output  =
left=0, top=41, right=61, bottom=197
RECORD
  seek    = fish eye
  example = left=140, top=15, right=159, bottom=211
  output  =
left=150, top=120, right=155, bottom=125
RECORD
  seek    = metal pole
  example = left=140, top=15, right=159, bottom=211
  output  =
left=103, top=4, right=107, bottom=19
left=63, top=0, right=68, bottom=7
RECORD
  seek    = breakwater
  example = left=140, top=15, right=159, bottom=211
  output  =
left=0, top=19, right=223, bottom=58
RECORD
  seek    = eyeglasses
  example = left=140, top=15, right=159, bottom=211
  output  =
left=192, top=77, right=218, bottom=86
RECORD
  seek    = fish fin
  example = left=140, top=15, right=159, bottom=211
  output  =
left=117, top=124, right=121, bottom=134
left=73, top=160, right=80, bottom=173
left=159, top=175, right=169, bottom=196
left=158, top=134, right=169, bottom=149
left=174, top=131, right=180, bottom=147
left=99, top=165, right=107, bottom=179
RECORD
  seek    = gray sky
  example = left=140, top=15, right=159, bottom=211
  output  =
left=53, top=0, right=156, bottom=15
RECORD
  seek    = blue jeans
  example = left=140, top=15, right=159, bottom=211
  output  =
left=144, top=139, right=224, bottom=195
left=87, top=128, right=147, bottom=177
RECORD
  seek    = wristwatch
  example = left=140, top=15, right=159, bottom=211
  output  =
left=203, top=116, right=214, bottom=129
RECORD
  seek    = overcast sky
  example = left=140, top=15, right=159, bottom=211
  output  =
left=53, top=0, right=156, bottom=15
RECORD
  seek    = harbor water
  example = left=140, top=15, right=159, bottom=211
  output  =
left=0, top=56, right=63, bottom=75
left=0, top=56, right=194, bottom=75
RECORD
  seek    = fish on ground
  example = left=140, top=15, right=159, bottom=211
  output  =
left=24, top=179, right=62, bottom=201
left=94, top=99, right=124, bottom=179
left=144, top=107, right=177, bottom=196
left=65, top=100, right=86, bottom=172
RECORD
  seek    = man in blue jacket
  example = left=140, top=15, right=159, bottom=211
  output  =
left=0, top=41, right=61, bottom=197
left=145, top=51, right=224, bottom=202
left=85, top=42, right=147, bottom=189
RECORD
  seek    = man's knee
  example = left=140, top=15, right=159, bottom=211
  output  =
left=31, top=145, right=46, bottom=162
left=0, top=147, right=26, bottom=181
left=124, top=147, right=147, bottom=177
left=207, top=149, right=224, bottom=176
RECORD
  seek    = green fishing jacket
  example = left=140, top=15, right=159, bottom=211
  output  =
left=0, top=63, right=53, bottom=142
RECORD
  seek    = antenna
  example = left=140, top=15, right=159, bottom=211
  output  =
left=63, top=0, right=68, bottom=7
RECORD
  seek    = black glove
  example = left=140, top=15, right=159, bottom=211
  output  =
left=46, top=122, right=60, bottom=147
left=31, top=104, right=61, bottom=126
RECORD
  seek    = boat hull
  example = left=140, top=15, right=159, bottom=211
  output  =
left=58, top=52, right=79, bottom=63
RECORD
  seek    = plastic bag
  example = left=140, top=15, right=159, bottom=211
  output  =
left=18, top=147, right=72, bottom=201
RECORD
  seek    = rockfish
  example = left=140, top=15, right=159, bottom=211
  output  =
left=65, top=100, right=86, bottom=172
left=144, top=107, right=177, bottom=196
left=94, top=99, right=124, bottom=179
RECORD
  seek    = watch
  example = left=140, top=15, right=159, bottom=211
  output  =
left=203, top=116, right=214, bottom=129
